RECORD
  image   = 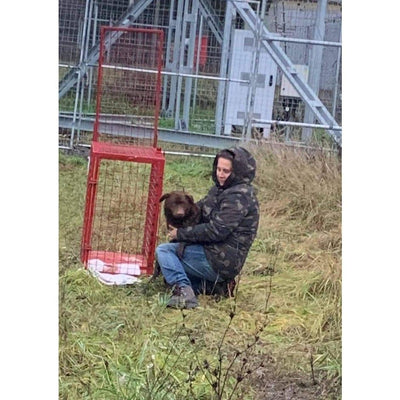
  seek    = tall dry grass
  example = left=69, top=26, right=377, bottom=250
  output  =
left=250, top=142, right=341, bottom=231
left=245, top=142, right=341, bottom=393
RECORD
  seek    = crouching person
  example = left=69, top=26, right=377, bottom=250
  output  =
left=155, top=147, right=260, bottom=309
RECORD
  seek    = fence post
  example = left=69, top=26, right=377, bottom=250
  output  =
left=302, top=0, right=328, bottom=142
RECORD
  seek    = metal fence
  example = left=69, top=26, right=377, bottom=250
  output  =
left=59, top=0, right=342, bottom=153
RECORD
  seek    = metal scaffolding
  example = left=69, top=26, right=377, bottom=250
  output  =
left=59, top=0, right=342, bottom=152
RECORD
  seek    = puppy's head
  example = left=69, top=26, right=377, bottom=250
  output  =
left=160, top=191, right=195, bottom=219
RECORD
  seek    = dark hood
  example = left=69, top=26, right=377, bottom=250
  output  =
left=212, top=147, right=256, bottom=189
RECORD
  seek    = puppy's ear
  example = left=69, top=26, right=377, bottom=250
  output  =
left=185, top=194, right=195, bottom=204
left=159, top=193, right=170, bottom=203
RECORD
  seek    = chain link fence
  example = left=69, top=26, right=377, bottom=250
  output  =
left=59, top=0, right=342, bottom=154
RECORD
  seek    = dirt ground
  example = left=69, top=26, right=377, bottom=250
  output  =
left=252, top=367, right=341, bottom=399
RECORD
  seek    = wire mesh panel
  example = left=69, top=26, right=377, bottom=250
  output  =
left=81, top=144, right=165, bottom=275
left=91, top=160, right=150, bottom=254
left=59, top=0, right=85, bottom=76
left=94, top=27, right=164, bottom=147
left=264, top=0, right=342, bottom=140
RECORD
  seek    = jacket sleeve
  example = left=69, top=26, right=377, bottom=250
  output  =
left=176, top=190, right=249, bottom=244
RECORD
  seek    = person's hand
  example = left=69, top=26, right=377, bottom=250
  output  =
left=167, top=228, right=178, bottom=241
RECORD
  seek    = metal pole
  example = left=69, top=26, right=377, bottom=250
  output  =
left=154, top=0, right=160, bottom=25
left=216, top=0, right=234, bottom=136
left=332, top=27, right=342, bottom=118
left=162, top=0, right=175, bottom=113
left=253, top=118, right=342, bottom=131
left=87, top=0, right=98, bottom=112
left=100, top=64, right=251, bottom=84
left=192, top=14, right=204, bottom=114
left=170, top=0, right=185, bottom=119
left=244, top=0, right=265, bottom=141
left=182, top=0, right=199, bottom=127
left=263, top=35, right=341, bottom=47
left=70, top=0, right=91, bottom=148
left=174, top=0, right=186, bottom=129
left=302, top=0, right=328, bottom=142
left=77, top=0, right=94, bottom=144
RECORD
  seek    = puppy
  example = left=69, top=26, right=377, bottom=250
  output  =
left=152, top=191, right=200, bottom=280
left=160, top=191, right=201, bottom=230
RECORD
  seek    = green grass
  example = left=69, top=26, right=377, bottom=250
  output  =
left=59, top=144, right=341, bottom=399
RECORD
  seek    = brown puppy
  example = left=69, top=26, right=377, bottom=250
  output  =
left=160, top=191, right=201, bottom=230
left=152, top=191, right=200, bottom=280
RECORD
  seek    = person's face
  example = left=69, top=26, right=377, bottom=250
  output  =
left=216, top=157, right=233, bottom=186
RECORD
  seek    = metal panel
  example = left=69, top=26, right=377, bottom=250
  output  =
left=224, top=29, right=277, bottom=136
left=280, top=64, right=309, bottom=97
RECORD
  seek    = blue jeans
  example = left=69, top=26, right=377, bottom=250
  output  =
left=155, top=243, right=223, bottom=291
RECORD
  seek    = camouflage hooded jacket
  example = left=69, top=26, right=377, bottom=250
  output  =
left=176, top=147, right=260, bottom=280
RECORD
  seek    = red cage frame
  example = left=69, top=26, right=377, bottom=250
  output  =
left=81, top=143, right=165, bottom=274
left=80, top=27, right=165, bottom=276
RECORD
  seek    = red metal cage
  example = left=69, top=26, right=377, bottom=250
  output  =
left=81, top=27, right=165, bottom=277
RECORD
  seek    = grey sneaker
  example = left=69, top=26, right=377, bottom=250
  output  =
left=167, top=285, right=199, bottom=309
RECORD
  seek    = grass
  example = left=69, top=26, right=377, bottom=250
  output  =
left=59, top=143, right=341, bottom=399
